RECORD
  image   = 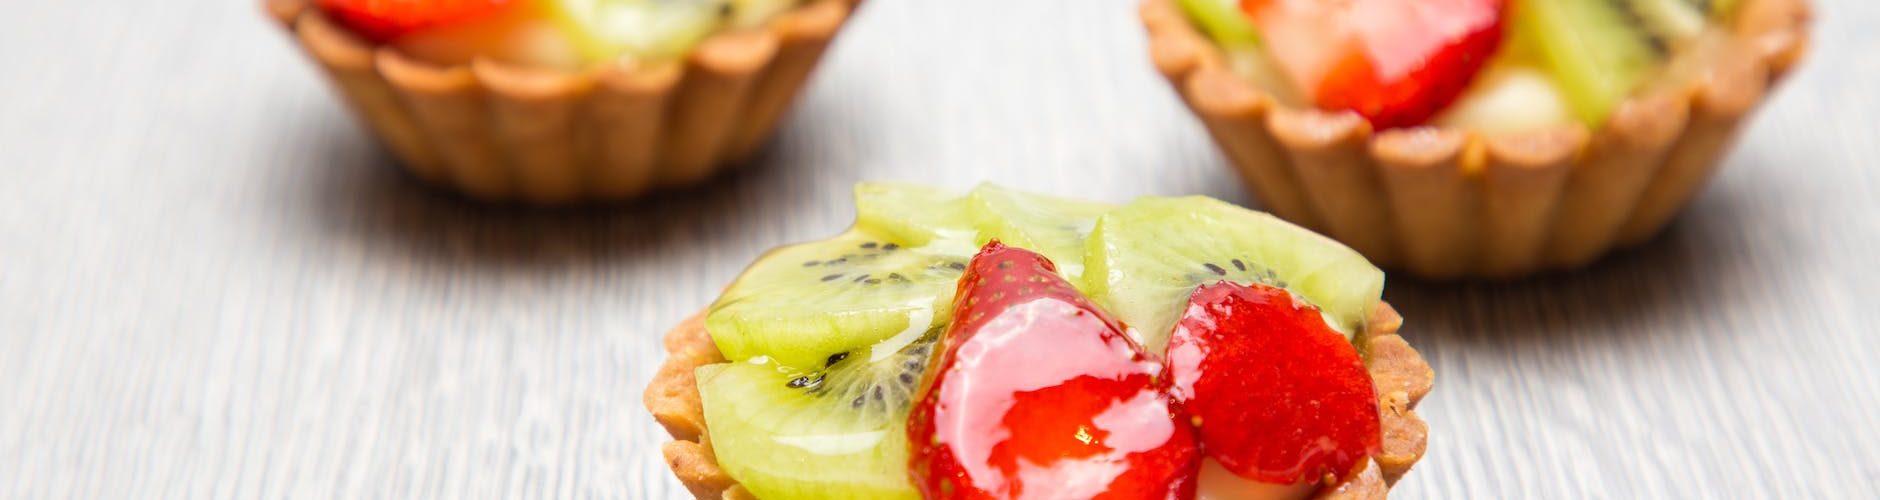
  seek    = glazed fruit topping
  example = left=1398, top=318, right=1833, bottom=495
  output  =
left=1241, top=0, right=1507, bottom=128
left=1166, top=281, right=1382, bottom=485
left=695, top=186, right=1396, bottom=498
left=908, top=241, right=1201, bottom=499
left=319, top=0, right=518, bottom=43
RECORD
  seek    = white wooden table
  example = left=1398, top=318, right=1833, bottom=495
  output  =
left=1, top=0, right=1875, bottom=497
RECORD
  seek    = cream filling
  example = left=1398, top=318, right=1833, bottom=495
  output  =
left=1433, top=65, right=1574, bottom=135
left=1195, top=458, right=1319, bottom=500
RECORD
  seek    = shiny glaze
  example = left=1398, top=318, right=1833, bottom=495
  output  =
left=909, top=242, right=1200, bottom=499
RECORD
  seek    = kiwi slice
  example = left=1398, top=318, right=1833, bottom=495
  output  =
left=1082, top=196, right=1384, bottom=352
left=853, top=182, right=976, bottom=250
left=1626, top=0, right=1710, bottom=44
left=1514, top=0, right=1662, bottom=125
left=1176, top=0, right=1261, bottom=47
left=964, top=184, right=1114, bottom=282
left=550, top=0, right=796, bottom=61
left=697, top=334, right=934, bottom=499
left=706, top=229, right=967, bottom=370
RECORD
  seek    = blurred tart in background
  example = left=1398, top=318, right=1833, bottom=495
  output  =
left=1144, top=0, right=1809, bottom=278
left=266, top=0, right=857, bottom=204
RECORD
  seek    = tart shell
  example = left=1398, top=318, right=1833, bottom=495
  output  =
left=1142, top=0, right=1810, bottom=279
left=644, top=304, right=1435, bottom=499
left=265, top=0, right=857, bottom=204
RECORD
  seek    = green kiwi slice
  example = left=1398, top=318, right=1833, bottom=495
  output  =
left=1514, top=0, right=1661, bottom=125
left=550, top=0, right=723, bottom=61
left=550, top=0, right=803, bottom=61
left=963, top=184, right=1114, bottom=282
left=853, top=182, right=976, bottom=249
left=1626, top=0, right=1710, bottom=44
left=696, top=333, right=934, bottom=500
left=1176, top=0, right=1262, bottom=47
left=706, top=229, right=967, bottom=370
left=1081, top=196, right=1384, bottom=353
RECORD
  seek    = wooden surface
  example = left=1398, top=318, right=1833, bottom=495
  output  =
left=1, top=1, right=1875, bottom=498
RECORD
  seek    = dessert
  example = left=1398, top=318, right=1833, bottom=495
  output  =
left=1144, top=0, right=1809, bottom=278
left=646, top=183, right=1434, bottom=499
left=265, top=0, right=858, bottom=203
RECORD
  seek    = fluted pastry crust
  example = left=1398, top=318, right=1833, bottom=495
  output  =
left=266, top=0, right=856, bottom=204
left=645, top=304, right=1434, bottom=499
left=1143, top=0, right=1811, bottom=278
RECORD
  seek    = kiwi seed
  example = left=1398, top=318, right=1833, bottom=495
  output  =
left=786, top=374, right=824, bottom=389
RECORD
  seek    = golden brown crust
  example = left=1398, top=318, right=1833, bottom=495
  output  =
left=267, top=0, right=857, bottom=204
left=647, top=313, right=737, bottom=499
left=647, top=313, right=724, bottom=443
left=1144, top=0, right=1811, bottom=279
left=645, top=303, right=1435, bottom=499
left=664, top=438, right=738, bottom=499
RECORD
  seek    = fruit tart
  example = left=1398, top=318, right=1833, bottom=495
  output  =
left=645, top=183, right=1434, bottom=499
left=264, top=0, right=857, bottom=203
left=1143, top=0, right=1809, bottom=278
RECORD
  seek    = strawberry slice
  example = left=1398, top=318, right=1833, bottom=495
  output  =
left=1165, top=282, right=1382, bottom=486
left=908, top=242, right=1201, bottom=499
left=318, top=0, right=518, bottom=43
left=1241, top=0, right=1506, bottom=129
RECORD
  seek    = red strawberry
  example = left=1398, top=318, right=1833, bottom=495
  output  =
left=908, top=241, right=1201, bottom=499
left=1165, top=282, right=1381, bottom=486
left=318, top=0, right=517, bottom=43
left=1240, top=0, right=1506, bottom=129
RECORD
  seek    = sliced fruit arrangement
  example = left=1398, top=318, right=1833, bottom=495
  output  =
left=691, top=184, right=1405, bottom=498
left=1176, top=0, right=1748, bottom=130
left=710, top=183, right=1112, bottom=372
left=314, top=0, right=804, bottom=66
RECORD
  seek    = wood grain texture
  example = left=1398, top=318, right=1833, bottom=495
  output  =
left=0, top=0, right=1874, bottom=498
